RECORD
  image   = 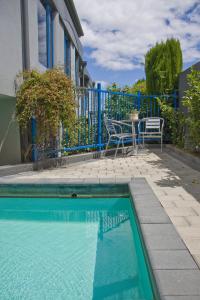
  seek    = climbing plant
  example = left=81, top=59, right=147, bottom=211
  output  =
left=16, top=69, right=76, bottom=144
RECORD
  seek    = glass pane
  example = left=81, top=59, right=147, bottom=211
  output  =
left=65, top=35, right=71, bottom=76
left=38, top=0, right=47, bottom=67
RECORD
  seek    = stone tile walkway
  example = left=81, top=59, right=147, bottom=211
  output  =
left=2, top=149, right=200, bottom=268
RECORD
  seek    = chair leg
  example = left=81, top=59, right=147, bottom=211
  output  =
left=104, top=136, right=111, bottom=156
left=161, top=135, right=163, bottom=152
left=122, top=138, right=125, bottom=156
left=115, top=139, right=120, bottom=158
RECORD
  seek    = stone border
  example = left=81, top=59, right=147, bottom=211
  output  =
left=0, top=178, right=200, bottom=299
left=166, top=144, right=200, bottom=172
left=129, top=178, right=200, bottom=300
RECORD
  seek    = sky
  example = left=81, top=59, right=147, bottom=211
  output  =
left=74, top=0, right=200, bottom=87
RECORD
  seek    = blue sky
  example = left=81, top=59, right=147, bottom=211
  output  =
left=74, top=0, right=200, bottom=87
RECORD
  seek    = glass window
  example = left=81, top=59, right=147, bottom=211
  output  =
left=38, top=0, right=47, bottom=67
left=37, top=0, right=54, bottom=68
left=64, top=35, right=71, bottom=76
left=75, top=52, right=80, bottom=86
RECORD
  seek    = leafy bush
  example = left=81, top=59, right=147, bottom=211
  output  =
left=157, top=98, right=186, bottom=147
left=183, top=69, right=200, bottom=150
left=16, top=69, right=76, bottom=144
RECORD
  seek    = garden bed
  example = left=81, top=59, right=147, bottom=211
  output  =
left=166, top=144, right=200, bottom=172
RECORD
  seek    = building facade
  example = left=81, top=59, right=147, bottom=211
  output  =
left=0, top=0, right=92, bottom=165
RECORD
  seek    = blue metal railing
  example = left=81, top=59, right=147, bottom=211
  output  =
left=31, top=86, right=178, bottom=160
left=62, top=87, right=177, bottom=153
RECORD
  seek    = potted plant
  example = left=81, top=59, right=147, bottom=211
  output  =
left=129, top=109, right=139, bottom=121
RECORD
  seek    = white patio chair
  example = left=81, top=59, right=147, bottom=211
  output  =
left=104, top=117, right=134, bottom=158
left=138, top=117, right=164, bottom=152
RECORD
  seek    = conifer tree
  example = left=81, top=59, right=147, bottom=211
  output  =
left=145, top=38, right=182, bottom=94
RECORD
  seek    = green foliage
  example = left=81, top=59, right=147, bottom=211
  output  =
left=145, top=38, right=183, bottom=94
left=105, top=83, right=137, bottom=119
left=183, top=69, right=200, bottom=150
left=16, top=69, right=76, bottom=143
left=128, top=79, right=146, bottom=95
left=157, top=98, right=186, bottom=147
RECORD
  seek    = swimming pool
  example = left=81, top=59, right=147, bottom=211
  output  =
left=0, top=185, right=159, bottom=300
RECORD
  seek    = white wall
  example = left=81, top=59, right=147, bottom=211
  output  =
left=54, top=13, right=65, bottom=70
left=70, top=43, right=76, bottom=82
left=0, top=0, right=23, bottom=97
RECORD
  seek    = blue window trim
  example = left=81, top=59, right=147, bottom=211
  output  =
left=64, top=34, right=70, bottom=76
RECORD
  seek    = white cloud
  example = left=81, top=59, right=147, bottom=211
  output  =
left=74, top=0, right=200, bottom=71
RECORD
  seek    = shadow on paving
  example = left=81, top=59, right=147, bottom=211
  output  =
left=148, top=150, right=200, bottom=203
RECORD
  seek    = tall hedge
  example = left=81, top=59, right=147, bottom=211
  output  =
left=145, top=38, right=183, bottom=94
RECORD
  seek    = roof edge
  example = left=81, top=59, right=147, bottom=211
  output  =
left=64, top=0, right=84, bottom=37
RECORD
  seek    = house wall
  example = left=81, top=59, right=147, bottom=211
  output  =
left=54, top=13, right=65, bottom=70
left=0, top=0, right=88, bottom=165
left=0, top=95, right=21, bottom=165
left=0, top=0, right=23, bottom=97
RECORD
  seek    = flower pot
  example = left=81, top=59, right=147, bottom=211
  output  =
left=129, top=112, right=139, bottom=121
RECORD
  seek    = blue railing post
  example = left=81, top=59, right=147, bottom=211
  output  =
left=97, top=83, right=102, bottom=151
left=137, top=91, right=141, bottom=111
left=31, top=117, right=37, bottom=162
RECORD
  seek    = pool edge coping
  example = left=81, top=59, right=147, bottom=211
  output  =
left=129, top=178, right=200, bottom=300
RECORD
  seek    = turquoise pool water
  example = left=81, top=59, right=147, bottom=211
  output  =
left=0, top=197, right=155, bottom=300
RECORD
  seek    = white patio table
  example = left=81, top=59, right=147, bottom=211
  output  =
left=114, top=119, right=139, bottom=155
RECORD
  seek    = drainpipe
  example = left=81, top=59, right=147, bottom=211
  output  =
left=20, top=0, right=30, bottom=70
left=20, top=0, right=31, bottom=162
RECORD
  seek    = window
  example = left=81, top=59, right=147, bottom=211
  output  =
left=75, top=51, right=80, bottom=86
left=64, top=34, right=71, bottom=76
left=37, top=0, right=54, bottom=68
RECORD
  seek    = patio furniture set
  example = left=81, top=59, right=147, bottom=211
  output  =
left=104, top=116, right=164, bottom=158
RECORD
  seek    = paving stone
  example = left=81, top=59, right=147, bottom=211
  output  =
left=155, top=270, right=200, bottom=296
left=169, top=217, right=190, bottom=227
left=136, top=207, right=170, bottom=224
left=149, top=250, right=198, bottom=270
left=185, top=216, right=200, bottom=226
left=144, top=234, right=186, bottom=250
left=183, top=238, right=200, bottom=254
left=177, top=227, right=200, bottom=238
left=162, top=296, right=200, bottom=300
left=141, top=224, right=180, bottom=237
left=165, top=207, right=198, bottom=217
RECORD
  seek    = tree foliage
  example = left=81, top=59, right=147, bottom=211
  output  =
left=183, top=69, right=200, bottom=150
left=128, top=79, right=146, bottom=95
left=145, top=38, right=183, bottom=94
left=16, top=69, right=76, bottom=143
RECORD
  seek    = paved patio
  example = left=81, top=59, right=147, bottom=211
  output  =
left=1, top=149, right=200, bottom=269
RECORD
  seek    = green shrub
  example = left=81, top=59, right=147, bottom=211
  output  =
left=183, top=69, right=200, bottom=150
left=16, top=69, right=76, bottom=144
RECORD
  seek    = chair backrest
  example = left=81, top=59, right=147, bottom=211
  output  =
left=104, top=117, right=116, bottom=136
left=139, top=117, right=164, bottom=133
left=146, top=118, right=161, bottom=130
